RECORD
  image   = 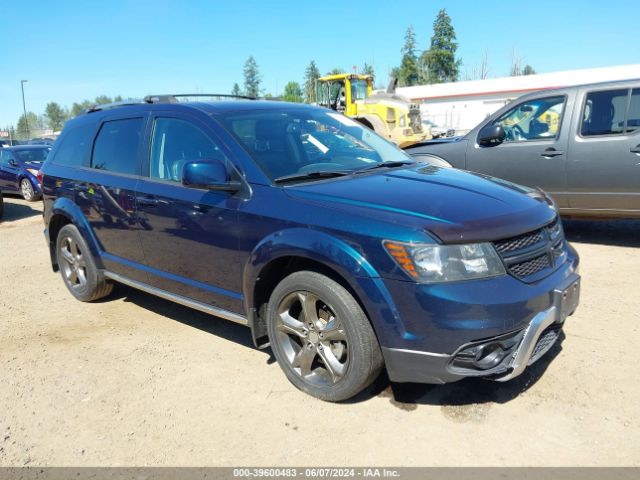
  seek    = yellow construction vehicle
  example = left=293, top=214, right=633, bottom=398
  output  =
left=315, top=73, right=430, bottom=148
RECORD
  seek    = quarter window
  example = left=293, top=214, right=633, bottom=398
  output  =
left=149, top=118, right=226, bottom=182
left=581, top=89, right=628, bottom=136
left=51, top=123, right=96, bottom=167
left=92, top=118, right=143, bottom=174
left=492, top=96, right=565, bottom=143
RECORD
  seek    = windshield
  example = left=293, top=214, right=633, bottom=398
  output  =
left=350, top=79, right=369, bottom=101
left=216, top=108, right=412, bottom=182
left=14, top=148, right=50, bottom=163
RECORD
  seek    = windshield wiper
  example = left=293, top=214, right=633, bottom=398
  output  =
left=274, top=170, right=351, bottom=184
left=353, top=159, right=416, bottom=174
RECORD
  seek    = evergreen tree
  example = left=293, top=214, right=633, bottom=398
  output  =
left=304, top=60, right=321, bottom=103
left=283, top=81, right=303, bottom=103
left=243, top=56, right=261, bottom=98
left=397, top=25, right=420, bottom=87
left=421, top=9, right=461, bottom=83
left=362, top=62, right=375, bottom=78
left=231, top=83, right=242, bottom=96
left=522, top=64, right=536, bottom=76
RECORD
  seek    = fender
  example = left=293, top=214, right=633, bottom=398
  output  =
left=48, top=196, right=105, bottom=270
left=410, top=153, right=453, bottom=168
left=243, top=228, right=406, bottom=347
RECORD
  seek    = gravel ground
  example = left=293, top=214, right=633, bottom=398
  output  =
left=0, top=196, right=638, bottom=466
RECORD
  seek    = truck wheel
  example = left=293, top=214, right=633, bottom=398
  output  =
left=56, top=224, right=113, bottom=302
left=266, top=271, right=383, bottom=402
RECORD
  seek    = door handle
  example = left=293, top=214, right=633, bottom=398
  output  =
left=630, top=145, right=640, bottom=154
left=136, top=196, right=160, bottom=207
left=541, top=148, right=564, bottom=158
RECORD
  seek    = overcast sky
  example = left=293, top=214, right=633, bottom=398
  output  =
left=2, top=0, right=639, bottom=127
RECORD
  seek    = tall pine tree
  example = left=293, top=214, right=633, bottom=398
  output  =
left=397, top=26, right=420, bottom=87
left=304, top=60, right=321, bottom=103
left=243, top=56, right=261, bottom=98
left=421, top=9, right=461, bottom=84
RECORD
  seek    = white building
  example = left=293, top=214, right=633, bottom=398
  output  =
left=398, top=64, right=640, bottom=134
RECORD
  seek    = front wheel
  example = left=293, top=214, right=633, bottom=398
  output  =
left=20, top=178, right=37, bottom=201
left=266, top=271, right=383, bottom=401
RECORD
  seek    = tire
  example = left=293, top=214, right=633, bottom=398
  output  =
left=20, top=178, right=37, bottom=202
left=55, top=224, right=113, bottom=302
left=266, top=271, right=383, bottom=402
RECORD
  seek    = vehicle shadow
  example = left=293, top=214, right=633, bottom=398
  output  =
left=562, top=218, right=640, bottom=248
left=0, top=196, right=42, bottom=223
left=104, top=283, right=563, bottom=408
left=109, top=284, right=259, bottom=351
left=350, top=332, right=565, bottom=409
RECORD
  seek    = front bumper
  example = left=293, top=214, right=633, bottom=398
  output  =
left=383, top=273, right=580, bottom=384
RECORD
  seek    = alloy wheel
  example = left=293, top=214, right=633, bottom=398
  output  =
left=21, top=179, right=34, bottom=201
left=275, top=291, right=349, bottom=386
left=59, top=236, right=88, bottom=291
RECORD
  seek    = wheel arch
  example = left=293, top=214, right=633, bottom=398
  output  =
left=47, top=197, right=104, bottom=272
left=243, top=228, right=397, bottom=348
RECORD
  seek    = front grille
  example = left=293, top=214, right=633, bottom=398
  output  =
left=528, top=327, right=560, bottom=366
left=493, top=216, right=566, bottom=281
left=510, top=254, right=550, bottom=278
left=494, top=230, right=543, bottom=254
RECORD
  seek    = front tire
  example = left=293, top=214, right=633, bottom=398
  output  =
left=266, top=271, right=383, bottom=401
left=56, top=224, right=113, bottom=302
left=20, top=178, right=37, bottom=201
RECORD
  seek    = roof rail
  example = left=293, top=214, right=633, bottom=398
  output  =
left=84, top=99, right=144, bottom=114
left=143, top=93, right=256, bottom=103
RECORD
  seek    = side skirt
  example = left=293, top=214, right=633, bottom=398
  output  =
left=103, top=271, right=249, bottom=326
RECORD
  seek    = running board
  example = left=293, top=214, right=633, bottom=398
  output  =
left=103, top=271, right=249, bottom=326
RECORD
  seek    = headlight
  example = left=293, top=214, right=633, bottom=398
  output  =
left=383, top=241, right=506, bottom=283
left=26, top=168, right=39, bottom=177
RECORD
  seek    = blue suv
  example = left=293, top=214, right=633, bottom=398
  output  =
left=41, top=95, right=580, bottom=401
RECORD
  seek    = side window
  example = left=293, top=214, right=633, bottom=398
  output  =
left=581, top=89, right=628, bottom=136
left=50, top=123, right=96, bottom=167
left=626, top=89, right=640, bottom=133
left=492, top=96, right=565, bottom=143
left=92, top=118, right=143, bottom=175
left=149, top=117, right=227, bottom=182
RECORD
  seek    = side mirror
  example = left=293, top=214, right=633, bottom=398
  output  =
left=182, top=160, right=241, bottom=193
left=478, top=124, right=506, bottom=147
left=8, top=159, right=17, bottom=167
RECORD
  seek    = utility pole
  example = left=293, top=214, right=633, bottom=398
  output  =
left=20, top=80, right=29, bottom=139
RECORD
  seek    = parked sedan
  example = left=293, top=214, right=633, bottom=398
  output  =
left=422, top=119, right=455, bottom=138
left=0, top=145, right=50, bottom=201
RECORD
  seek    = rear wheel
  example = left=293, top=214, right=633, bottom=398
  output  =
left=266, top=271, right=383, bottom=401
left=20, top=178, right=37, bottom=201
left=56, top=224, right=113, bottom=302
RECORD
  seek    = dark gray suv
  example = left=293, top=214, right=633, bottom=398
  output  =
left=406, top=79, right=640, bottom=219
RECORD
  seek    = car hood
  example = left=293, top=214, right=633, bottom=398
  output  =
left=403, top=136, right=463, bottom=150
left=284, top=165, right=556, bottom=243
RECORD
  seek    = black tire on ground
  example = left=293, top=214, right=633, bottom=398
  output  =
left=55, top=224, right=113, bottom=302
left=20, top=178, right=38, bottom=201
left=266, top=270, right=383, bottom=402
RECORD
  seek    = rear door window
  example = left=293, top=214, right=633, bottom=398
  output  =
left=91, top=118, right=144, bottom=175
left=581, top=89, right=629, bottom=136
left=626, top=89, right=640, bottom=133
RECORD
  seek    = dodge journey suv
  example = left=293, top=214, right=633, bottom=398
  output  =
left=41, top=95, right=580, bottom=401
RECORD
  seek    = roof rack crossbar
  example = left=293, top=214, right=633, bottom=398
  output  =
left=144, top=93, right=256, bottom=103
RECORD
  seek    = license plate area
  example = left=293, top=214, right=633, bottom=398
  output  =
left=553, top=277, right=580, bottom=324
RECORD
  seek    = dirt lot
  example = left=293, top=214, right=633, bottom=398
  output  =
left=0, top=196, right=638, bottom=466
